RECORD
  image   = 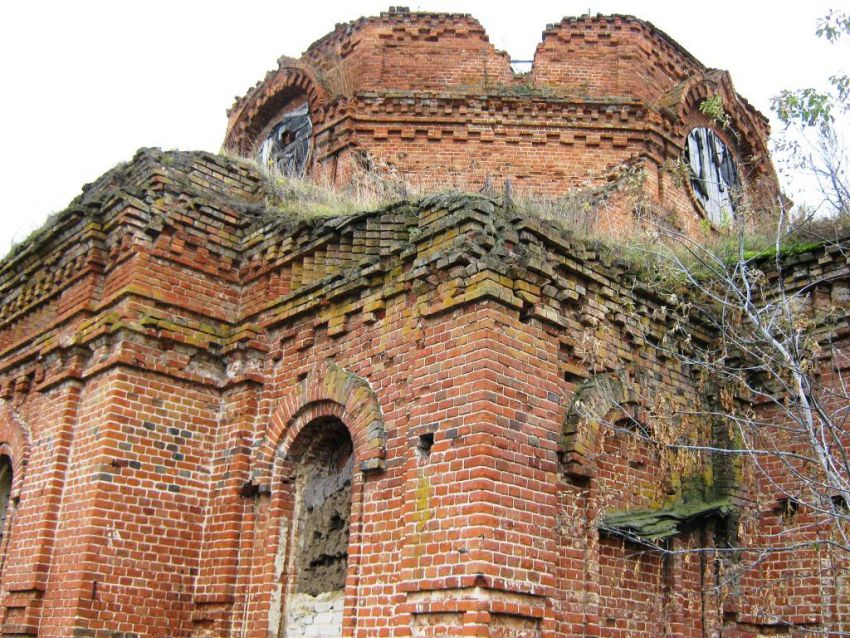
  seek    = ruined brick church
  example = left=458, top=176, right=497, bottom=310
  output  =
left=0, top=8, right=846, bottom=638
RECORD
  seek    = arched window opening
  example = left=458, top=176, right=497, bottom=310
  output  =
left=279, top=417, right=353, bottom=638
left=259, top=102, right=313, bottom=177
left=0, top=455, right=12, bottom=545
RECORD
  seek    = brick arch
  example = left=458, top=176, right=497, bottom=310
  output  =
left=224, top=64, right=329, bottom=155
left=676, top=72, right=769, bottom=161
left=254, top=361, right=385, bottom=486
left=0, top=401, right=30, bottom=495
left=560, top=371, right=640, bottom=479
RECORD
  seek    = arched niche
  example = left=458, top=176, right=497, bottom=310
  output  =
left=258, top=362, right=384, bottom=636
left=0, top=403, right=30, bottom=577
left=272, top=416, right=353, bottom=638
left=254, top=361, right=386, bottom=489
left=0, top=403, right=29, bottom=496
left=560, top=371, right=640, bottom=479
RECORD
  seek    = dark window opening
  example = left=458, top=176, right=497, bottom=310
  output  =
left=416, top=433, right=434, bottom=461
left=777, top=496, right=799, bottom=520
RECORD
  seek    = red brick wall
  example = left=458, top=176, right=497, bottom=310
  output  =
left=302, top=9, right=513, bottom=94
left=225, top=9, right=781, bottom=238
left=34, top=369, right=217, bottom=638
left=531, top=15, right=702, bottom=102
left=0, top=150, right=842, bottom=638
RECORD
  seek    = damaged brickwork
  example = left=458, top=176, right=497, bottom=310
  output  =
left=0, top=147, right=845, bottom=637
left=224, top=8, right=782, bottom=236
left=279, top=418, right=353, bottom=637
left=293, top=435, right=352, bottom=597
left=0, top=8, right=846, bottom=638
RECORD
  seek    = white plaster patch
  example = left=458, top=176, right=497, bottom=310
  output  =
left=283, top=589, right=344, bottom=637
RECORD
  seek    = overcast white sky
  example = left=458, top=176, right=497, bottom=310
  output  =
left=0, top=1, right=845, bottom=255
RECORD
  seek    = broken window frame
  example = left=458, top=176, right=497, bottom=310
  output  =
left=259, top=103, right=313, bottom=177
left=684, top=127, right=742, bottom=226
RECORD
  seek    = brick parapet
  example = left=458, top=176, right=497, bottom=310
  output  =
left=532, top=14, right=704, bottom=102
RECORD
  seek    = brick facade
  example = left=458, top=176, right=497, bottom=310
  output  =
left=224, top=8, right=781, bottom=234
left=0, top=9, right=846, bottom=638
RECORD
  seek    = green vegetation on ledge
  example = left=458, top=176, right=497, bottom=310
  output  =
left=601, top=498, right=734, bottom=541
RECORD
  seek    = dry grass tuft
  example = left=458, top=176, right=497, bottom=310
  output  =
left=221, top=149, right=849, bottom=287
